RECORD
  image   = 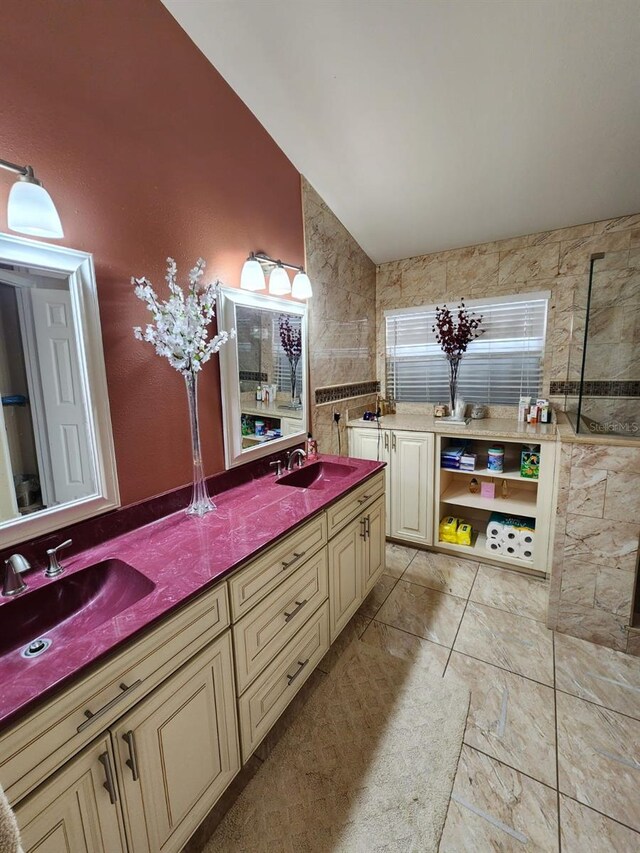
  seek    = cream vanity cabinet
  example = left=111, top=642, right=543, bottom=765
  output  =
left=349, top=427, right=434, bottom=545
left=112, top=634, right=238, bottom=853
left=229, top=471, right=385, bottom=761
left=8, top=471, right=387, bottom=852
left=11, top=583, right=239, bottom=853
left=326, top=473, right=386, bottom=640
left=16, top=735, right=128, bottom=853
left=16, top=636, right=239, bottom=853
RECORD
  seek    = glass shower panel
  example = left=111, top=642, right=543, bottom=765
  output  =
left=571, top=250, right=640, bottom=438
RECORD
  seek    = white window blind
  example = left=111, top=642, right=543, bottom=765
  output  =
left=385, top=293, right=549, bottom=405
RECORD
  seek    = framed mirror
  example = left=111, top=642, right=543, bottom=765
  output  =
left=0, top=233, right=119, bottom=547
left=217, top=287, right=308, bottom=468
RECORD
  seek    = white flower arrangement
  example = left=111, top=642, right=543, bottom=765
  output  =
left=133, top=257, right=234, bottom=375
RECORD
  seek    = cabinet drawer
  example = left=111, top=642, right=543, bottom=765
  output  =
left=228, top=514, right=327, bottom=621
left=238, top=601, right=329, bottom=763
left=233, top=549, right=328, bottom=694
left=325, top=471, right=385, bottom=537
left=1, top=582, right=229, bottom=806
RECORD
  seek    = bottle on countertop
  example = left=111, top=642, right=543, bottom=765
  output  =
left=256, top=384, right=262, bottom=402
left=307, top=433, right=318, bottom=457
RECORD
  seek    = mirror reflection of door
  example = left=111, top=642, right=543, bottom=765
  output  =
left=0, top=270, right=95, bottom=522
left=236, top=307, right=304, bottom=451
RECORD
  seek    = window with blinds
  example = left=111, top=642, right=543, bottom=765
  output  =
left=385, top=293, right=549, bottom=405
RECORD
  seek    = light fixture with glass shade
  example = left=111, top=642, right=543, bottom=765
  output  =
left=292, top=270, right=313, bottom=300
left=1, top=159, right=64, bottom=238
left=240, top=252, right=266, bottom=291
left=268, top=262, right=291, bottom=295
left=240, top=251, right=312, bottom=300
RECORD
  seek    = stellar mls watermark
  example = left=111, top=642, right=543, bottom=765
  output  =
left=588, top=420, right=639, bottom=434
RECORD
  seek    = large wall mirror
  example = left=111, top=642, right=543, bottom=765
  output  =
left=217, top=287, right=308, bottom=468
left=0, top=233, right=118, bottom=547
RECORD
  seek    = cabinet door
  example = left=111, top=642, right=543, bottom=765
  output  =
left=348, top=427, right=391, bottom=536
left=362, top=497, right=386, bottom=597
left=390, top=430, right=434, bottom=544
left=16, top=735, right=127, bottom=853
left=112, top=632, right=240, bottom=853
left=328, top=516, right=363, bottom=642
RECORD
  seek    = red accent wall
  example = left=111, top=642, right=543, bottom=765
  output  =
left=0, top=0, right=304, bottom=506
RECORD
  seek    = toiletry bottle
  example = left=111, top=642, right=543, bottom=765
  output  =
left=256, top=384, right=262, bottom=402
left=307, top=433, right=318, bottom=457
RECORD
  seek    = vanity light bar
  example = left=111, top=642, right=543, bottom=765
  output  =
left=240, top=251, right=313, bottom=299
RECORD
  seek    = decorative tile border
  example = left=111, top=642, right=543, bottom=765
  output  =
left=239, top=370, right=268, bottom=383
left=315, top=381, right=380, bottom=405
left=551, top=380, right=640, bottom=397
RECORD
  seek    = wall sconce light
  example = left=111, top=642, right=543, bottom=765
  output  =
left=240, top=251, right=313, bottom=299
left=0, top=158, right=64, bottom=238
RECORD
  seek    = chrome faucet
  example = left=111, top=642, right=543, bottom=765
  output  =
left=269, top=459, right=284, bottom=477
left=2, top=554, right=30, bottom=597
left=286, top=448, right=307, bottom=471
left=45, top=539, right=72, bottom=579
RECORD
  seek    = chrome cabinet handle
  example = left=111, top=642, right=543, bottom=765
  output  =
left=384, top=432, right=389, bottom=451
left=282, top=551, right=305, bottom=570
left=392, top=433, right=397, bottom=451
left=284, top=599, right=308, bottom=623
left=357, top=495, right=370, bottom=504
left=360, top=517, right=367, bottom=540
left=286, top=658, right=310, bottom=686
left=98, top=751, right=118, bottom=805
left=123, top=730, right=140, bottom=782
left=77, top=680, right=142, bottom=733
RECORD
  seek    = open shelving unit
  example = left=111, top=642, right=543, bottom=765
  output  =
left=435, top=434, right=555, bottom=575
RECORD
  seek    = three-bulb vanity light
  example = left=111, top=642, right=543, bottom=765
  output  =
left=240, top=252, right=313, bottom=299
left=0, top=157, right=64, bottom=238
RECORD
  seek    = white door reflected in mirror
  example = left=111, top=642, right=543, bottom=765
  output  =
left=0, top=233, right=118, bottom=547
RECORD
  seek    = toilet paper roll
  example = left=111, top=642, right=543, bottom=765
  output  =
left=502, top=526, right=520, bottom=545
left=485, top=537, right=504, bottom=553
left=517, top=528, right=535, bottom=547
left=486, top=520, right=504, bottom=539
left=512, top=541, right=534, bottom=561
left=503, top=539, right=520, bottom=557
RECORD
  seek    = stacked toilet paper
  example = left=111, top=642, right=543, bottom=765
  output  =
left=485, top=512, right=535, bottom=561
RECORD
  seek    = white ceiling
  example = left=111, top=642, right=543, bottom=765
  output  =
left=162, top=0, right=640, bottom=264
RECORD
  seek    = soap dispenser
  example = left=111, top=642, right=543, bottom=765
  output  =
left=306, top=433, right=318, bottom=458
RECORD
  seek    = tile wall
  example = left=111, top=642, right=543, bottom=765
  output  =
left=376, top=213, right=640, bottom=412
left=548, top=442, right=640, bottom=653
left=302, top=178, right=378, bottom=453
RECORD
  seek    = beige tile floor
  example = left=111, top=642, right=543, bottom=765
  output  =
left=356, top=543, right=640, bottom=851
left=189, top=542, right=640, bottom=853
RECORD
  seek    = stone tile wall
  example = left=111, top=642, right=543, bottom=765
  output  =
left=547, top=442, right=640, bottom=653
left=302, top=178, right=378, bottom=452
left=376, top=214, right=640, bottom=409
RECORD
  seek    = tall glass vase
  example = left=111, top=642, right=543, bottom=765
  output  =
left=289, top=357, right=300, bottom=407
left=184, top=371, right=215, bottom=517
left=447, top=355, right=462, bottom=415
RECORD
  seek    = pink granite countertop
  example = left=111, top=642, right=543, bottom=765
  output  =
left=0, top=454, right=384, bottom=730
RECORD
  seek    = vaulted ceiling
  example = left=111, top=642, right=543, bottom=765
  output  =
left=162, top=0, right=640, bottom=263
